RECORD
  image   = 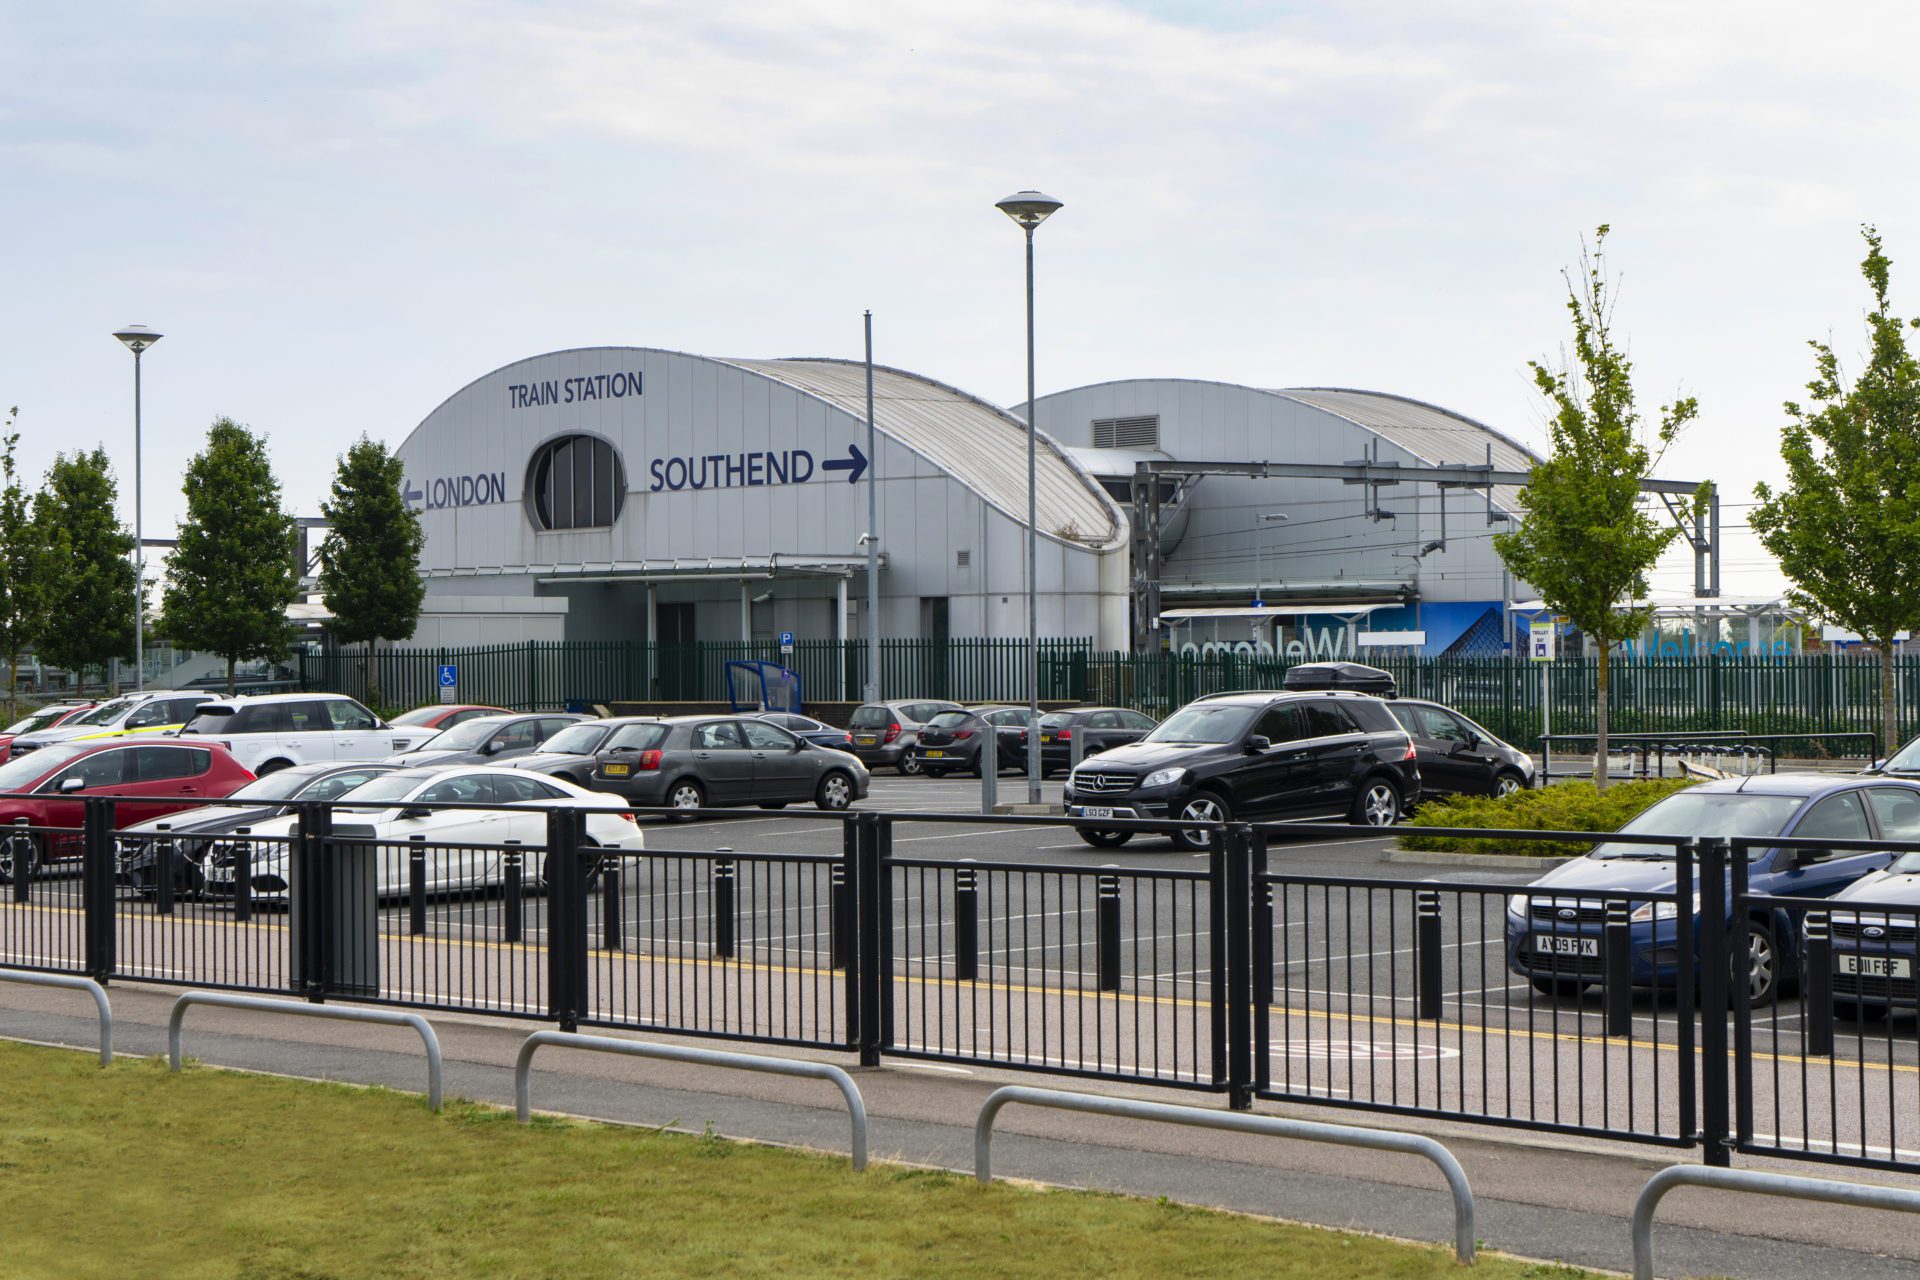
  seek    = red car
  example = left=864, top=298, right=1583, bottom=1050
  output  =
left=387, top=703, right=512, bottom=752
left=0, top=738, right=254, bottom=878
left=0, top=702, right=95, bottom=757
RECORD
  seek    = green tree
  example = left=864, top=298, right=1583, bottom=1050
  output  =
left=32, top=448, right=137, bottom=686
left=318, top=436, right=425, bottom=704
left=161, top=418, right=300, bottom=694
left=1494, top=226, right=1702, bottom=787
left=0, top=410, right=47, bottom=718
left=1751, top=227, right=1920, bottom=757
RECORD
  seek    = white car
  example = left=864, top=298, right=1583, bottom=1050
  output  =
left=176, top=693, right=399, bottom=775
left=205, top=765, right=640, bottom=900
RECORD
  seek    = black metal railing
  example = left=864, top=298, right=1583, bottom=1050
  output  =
left=3, top=791, right=1920, bottom=1176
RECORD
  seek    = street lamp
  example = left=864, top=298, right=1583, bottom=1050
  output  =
left=112, top=324, right=162, bottom=692
left=1252, top=512, right=1289, bottom=644
left=995, top=189, right=1063, bottom=807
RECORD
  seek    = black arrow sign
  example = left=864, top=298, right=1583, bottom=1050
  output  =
left=822, top=442, right=869, bottom=484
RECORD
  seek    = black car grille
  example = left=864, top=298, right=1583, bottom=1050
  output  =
left=1529, top=902, right=1610, bottom=924
left=1525, top=949, right=1608, bottom=978
left=1832, top=971, right=1920, bottom=1002
left=1072, top=771, right=1138, bottom=795
left=1831, top=920, right=1920, bottom=944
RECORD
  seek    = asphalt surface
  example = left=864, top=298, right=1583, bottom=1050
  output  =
left=6, top=770, right=1920, bottom=1267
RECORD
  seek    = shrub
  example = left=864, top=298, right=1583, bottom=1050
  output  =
left=1400, top=778, right=1697, bottom=857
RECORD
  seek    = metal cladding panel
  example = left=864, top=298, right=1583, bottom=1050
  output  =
left=1276, top=388, right=1538, bottom=513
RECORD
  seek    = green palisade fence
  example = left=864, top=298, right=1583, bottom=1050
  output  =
left=298, top=644, right=1920, bottom=745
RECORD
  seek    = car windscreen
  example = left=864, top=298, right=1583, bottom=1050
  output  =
left=1145, top=704, right=1258, bottom=745
left=1885, top=737, right=1920, bottom=773
left=926, top=712, right=973, bottom=729
left=389, top=706, right=448, bottom=726
left=332, top=775, right=426, bottom=809
left=179, top=707, right=237, bottom=735
left=1589, top=790, right=1808, bottom=859
left=607, top=723, right=670, bottom=750
left=221, top=770, right=322, bottom=803
left=0, top=742, right=91, bottom=791
left=6, top=707, right=73, bottom=735
left=540, top=723, right=611, bottom=755
left=75, top=697, right=138, bottom=726
left=1040, top=712, right=1074, bottom=729
left=416, top=718, right=505, bottom=752
left=849, top=706, right=890, bottom=728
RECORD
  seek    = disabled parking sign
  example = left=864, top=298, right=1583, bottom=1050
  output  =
left=437, top=663, right=457, bottom=703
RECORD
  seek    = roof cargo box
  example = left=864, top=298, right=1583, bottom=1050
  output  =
left=1281, top=662, right=1397, bottom=698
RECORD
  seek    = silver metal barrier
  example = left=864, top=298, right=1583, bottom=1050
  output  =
left=167, top=991, right=443, bottom=1112
left=973, top=1085, right=1475, bottom=1265
left=1632, top=1165, right=1920, bottom=1280
left=0, top=969, right=112, bottom=1065
left=513, top=1030, right=870, bottom=1170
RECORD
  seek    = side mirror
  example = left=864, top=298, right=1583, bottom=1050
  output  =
left=399, top=806, right=431, bottom=821
left=791, top=741, right=808, bottom=752
left=483, top=739, right=505, bottom=755
left=1794, top=847, right=1833, bottom=867
left=1245, top=735, right=1271, bottom=754
left=59, top=776, right=86, bottom=794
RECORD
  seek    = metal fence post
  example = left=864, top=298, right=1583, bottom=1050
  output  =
left=408, top=835, right=427, bottom=937
left=1605, top=898, right=1632, bottom=1037
left=1224, top=823, right=1254, bottom=1110
left=290, top=803, right=333, bottom=1002
left=1803, top=911, right=1833, bottom=1058
left=979, top=748, right=997, bottom=814
left=232, top=827, right=252, bottom=923
left=854, top=812, right=885, bottom=1067
left=1697, top=837, right=1732, bottom=1166
left=82, top=798, right=116, bottom=981
left=839, top=816, right=859, bottom=1044
left=503, top=843, right=523, bottom=944
left=1095, top=873, right=1121, bottom=993
left=830, top=858, right=850, bottom=971
left=10, top=815, right=32, bottom=903
left=154, top=823, right=174, bottom=915
left=1415, top=889, right=1443, bottom=1021
left=599, top=859, right=622, bottom=952
left=545, top=807, right=586, bottom=1031
left=955, top=863, right=980, bottom=983
left=1250, top=829, right=1273, bottom=1094
left=1206, top=824, right=1228, bottom=1092
left=713, top=855, right=736, bottom=959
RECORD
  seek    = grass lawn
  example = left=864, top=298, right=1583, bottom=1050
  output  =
left=0, top=1041, right=1600, bottom=1279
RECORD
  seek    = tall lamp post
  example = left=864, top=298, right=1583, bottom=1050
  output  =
left=995, top=189, right=1063, bottom=806
left=112, top=324, right=163, bottom=691
left=1251, top=511, right=1290, bottom=642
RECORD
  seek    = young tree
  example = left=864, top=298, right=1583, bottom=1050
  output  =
left=1751, top=227, right=1920, bottom=758
left=318, top=436, right=426, bottom=704
left=0, top=411, right=46, bottom=718
left=1494, top=226, right=1702, bottom=787
left=161, top=418, right=300, bottom=694
left=32, top=448, right=138, bottom=686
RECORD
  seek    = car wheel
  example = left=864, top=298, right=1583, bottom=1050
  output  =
left=1734, top=921, right=1779, bottom=1008
left=1077, top=829, right=1134, bottom=849
left=924, top=767, right=949, bottom=779
left=668, top=780, right=705, bottom=815
left=1352, top=778, right=1402, bottom=827
left=0, top=831, right=41, bottom=883
left=1493, top=771, right=1525, bottom=799
left=898, top=754, right=922, bottom=776
left=1172, top=791, right=1230, bottom=852
left=1531, top=976, right=1589, bottom=998
left=257, top=758, right=292, bottom=776
left=816, top=771, right=854, bottom=811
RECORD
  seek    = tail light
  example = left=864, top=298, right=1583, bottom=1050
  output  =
left=1402, top=739, right=1418, bottom=761
left=953, top=729, right=974, bottom=740
left=1057, top=729, right=1072, bottom=741
left=841, top=734, right=854, bottom=746
left=638, top=749, right=663, bottom=770
left=618, top=811, right=637, bottom=824
left=882, top=721, right=901, bottom=744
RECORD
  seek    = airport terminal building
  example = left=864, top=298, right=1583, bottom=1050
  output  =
left=394, top=348, right=1535, bottom=657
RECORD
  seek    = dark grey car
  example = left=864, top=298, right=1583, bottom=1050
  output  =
left=505, top=718, right=649, bottom=787
left=846, top=699, right=961, bottom=774
left=590, top=715, right=870, bottom=812
left=1385, top=699, right=1536, bottom=799
left=386, top=712, right=587, bottom=768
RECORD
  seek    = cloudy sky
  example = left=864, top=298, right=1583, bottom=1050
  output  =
left=5, top=0, right=1919, bottom=598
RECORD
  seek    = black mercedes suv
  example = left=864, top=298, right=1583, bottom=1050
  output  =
left=1061, top=690, right=1422, bottom=850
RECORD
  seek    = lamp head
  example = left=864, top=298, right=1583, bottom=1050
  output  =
left=113, top=325, right=163, bottom=354
left=994, top=190, right=1064, bottom=231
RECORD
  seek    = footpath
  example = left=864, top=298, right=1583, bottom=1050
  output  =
left=6, top=981, right=1920, bottom=1279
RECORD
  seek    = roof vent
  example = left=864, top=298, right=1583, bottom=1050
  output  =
left=1092, top=415, right=1159, bottom=449
left=956, top=549, right=971, bottom=568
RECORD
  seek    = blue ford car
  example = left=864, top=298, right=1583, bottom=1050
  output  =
left=1506, top=775, right=1920, bottom=1007
left=1820, top=791, right=1920, bottom=1017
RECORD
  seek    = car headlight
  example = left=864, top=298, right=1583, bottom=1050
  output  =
left=1141, top=768, right=1185, bottom=789
left=1630, top=893, right=1701, bottom=923
left=1507, top=894, right=1530, bottom=918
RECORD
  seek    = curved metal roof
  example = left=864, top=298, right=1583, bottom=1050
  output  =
left=724, top=358, right=1124, bottom=550
left=1273, top=388, right=1539, bottom=513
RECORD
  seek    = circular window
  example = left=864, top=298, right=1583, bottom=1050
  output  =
left=524, top=434, right=626, bottom=531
